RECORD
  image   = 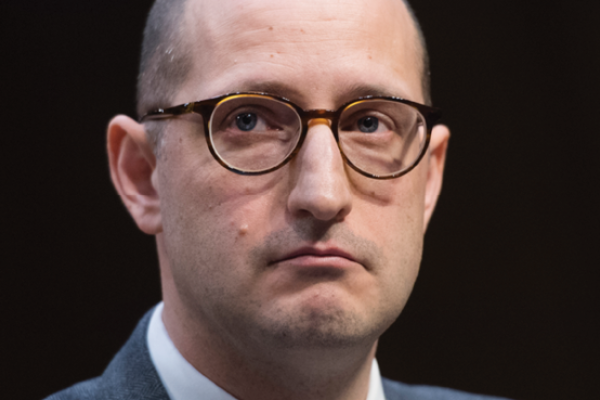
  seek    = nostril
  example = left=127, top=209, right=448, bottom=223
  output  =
left=303, top=196, right=350, bottom=221
left=288, top=180, right=353, bottom=222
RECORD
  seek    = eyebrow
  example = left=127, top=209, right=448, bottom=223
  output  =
left=226, top=81, right=408, bottom=107
left=229, top=81, right=305, bottom=102
left=343, top=84, right=406, bottom=100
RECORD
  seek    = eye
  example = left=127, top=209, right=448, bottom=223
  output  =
left=357, top=116, right=379, bottom=133
left=236, top=113, right=258, bottom=131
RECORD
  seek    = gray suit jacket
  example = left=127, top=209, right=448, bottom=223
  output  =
left=45, top=309, right=511, bottom=400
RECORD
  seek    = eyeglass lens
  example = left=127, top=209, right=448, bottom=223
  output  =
left=208, top=95, right=428, bottom=176
left=338, top=100, right=427, bottom=176
left=210, top=96, right=302, bottom=172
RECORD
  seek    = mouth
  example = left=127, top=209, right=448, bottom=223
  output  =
left=269, top=246, right=360, bottom=270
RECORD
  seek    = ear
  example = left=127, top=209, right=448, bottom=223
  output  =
left=423, top=124, right=450, bottom=232
left=107, top=115, right=162, bottom=235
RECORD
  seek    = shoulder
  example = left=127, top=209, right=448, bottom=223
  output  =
left=43, top=378, right=104, bottom=400
left=43, top=307, right=169, bottom=400
left=382, top=378, right=513, bottom=400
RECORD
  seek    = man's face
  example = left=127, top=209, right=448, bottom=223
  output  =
left=153, top=0, right=443, bottom=350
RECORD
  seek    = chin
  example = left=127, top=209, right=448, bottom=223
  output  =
left=256, top=300, right=383, bottom=350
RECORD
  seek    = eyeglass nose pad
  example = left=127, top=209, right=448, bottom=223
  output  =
left=307, top=118, right=332, bottom=128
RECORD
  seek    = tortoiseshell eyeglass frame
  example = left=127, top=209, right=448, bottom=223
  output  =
left=140, top=92, right=442, bottom=180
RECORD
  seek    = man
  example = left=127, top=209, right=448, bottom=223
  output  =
left=46, top=0, right=509, bottom=399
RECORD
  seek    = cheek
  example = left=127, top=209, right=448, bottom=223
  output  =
left=154, top=134, right=244, bottom=279
left=157, top=125, right=273, bottom=232
left=156, top=134, right=286, bottom=281
left=159, top=171, right=262, bottom=262
left=348, top=168, right=427, bottom=301
left=364, top=207, right=423, bottom=324
left=349, top=163, right=427, bottom=243
left=156, top=167, right=265, bottom=317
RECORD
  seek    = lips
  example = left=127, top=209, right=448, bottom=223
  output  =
left=270, top=246, right=359, bottom=269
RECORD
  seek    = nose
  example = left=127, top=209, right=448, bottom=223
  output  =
left=287, top=119, right=353, bottom=221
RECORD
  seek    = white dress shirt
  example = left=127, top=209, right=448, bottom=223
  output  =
left=147, top=302, right=387, bottom=400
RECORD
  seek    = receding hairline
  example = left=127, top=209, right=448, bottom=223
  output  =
left=136, top=0, right=189, bottom=119
left=136, top=0, right=431, bottom=131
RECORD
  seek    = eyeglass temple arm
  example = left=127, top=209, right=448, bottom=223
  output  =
left=140, top=103, right=198, bottom=122
left=404, top=101, right=442, bottom=129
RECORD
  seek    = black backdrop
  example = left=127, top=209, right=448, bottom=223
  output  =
left=3, top=1, right=599, bottom=399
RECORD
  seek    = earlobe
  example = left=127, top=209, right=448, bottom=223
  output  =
left=107, top=115, right=162, bottom=235
left=423, top=124, right=450, bottom=232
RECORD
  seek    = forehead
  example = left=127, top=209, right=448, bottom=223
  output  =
left=177, top=0, right=423, bottom=106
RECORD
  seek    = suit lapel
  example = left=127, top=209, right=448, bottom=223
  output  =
left=100, top=307, right=171, bottom=400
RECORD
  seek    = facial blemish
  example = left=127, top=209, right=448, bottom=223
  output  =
left=300, top=29, right=305, bottom=33
left=270, top=54, right=274, bottom=58
left=239, top=224, right=249, bottom=236
left=268, top=26, right=273, bottom=31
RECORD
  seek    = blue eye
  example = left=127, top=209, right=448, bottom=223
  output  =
left=357, top=116, right=379, bottom=133
left=236, top=113, right=258, bottom=131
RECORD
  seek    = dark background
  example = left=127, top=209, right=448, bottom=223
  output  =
left=3, top=1, right=599, bottom=399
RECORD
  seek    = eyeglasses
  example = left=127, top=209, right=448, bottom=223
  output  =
left=140, top=92, right=442, bottom=180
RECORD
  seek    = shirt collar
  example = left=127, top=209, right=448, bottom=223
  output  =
left=147, top=302, right=386, bottom=400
